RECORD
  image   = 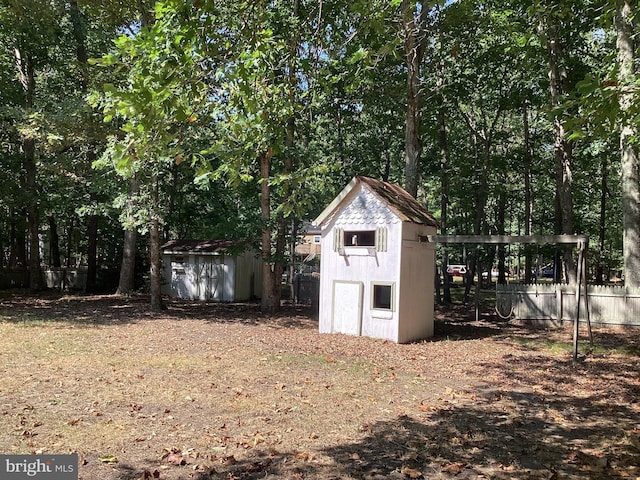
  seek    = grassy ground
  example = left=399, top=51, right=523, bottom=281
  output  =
left=0, top=291, right=639, bottom=480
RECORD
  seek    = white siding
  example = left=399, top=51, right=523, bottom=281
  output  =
left=398, top=223, right=436, bottom=342
left=161, top=248, right=262, bottom=301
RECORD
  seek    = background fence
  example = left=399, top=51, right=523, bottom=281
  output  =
left=293, top=273, right=319, bottom=311
left=496, top=284, right=640, bottom=326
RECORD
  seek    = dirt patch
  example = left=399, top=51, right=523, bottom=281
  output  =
left=0, top=292, right=638, bottom=479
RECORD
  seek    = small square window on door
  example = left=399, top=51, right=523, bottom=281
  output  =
left=371, top=282, right=395, bottom=311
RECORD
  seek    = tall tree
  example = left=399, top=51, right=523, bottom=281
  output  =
left=14, top=42, right=43, bottom=290
left=4, top=0, right=62, bottom=290
left=522, top=99, right=534, bottom=283
left=69, top=0, right=100, bottom=292
left=616, top=0, right=640, bottom=288
left=92, top=2, right=175, bottom=305
left=401, top=0, right=430, bottom=197
left=546, top=16, right=576, bottom=283
left=216, top=0, right=311, bottom=313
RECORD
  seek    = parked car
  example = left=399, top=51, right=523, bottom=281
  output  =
left=542, top=266, right=555, bottom=278
left=533, top=265, right=556, bottom=279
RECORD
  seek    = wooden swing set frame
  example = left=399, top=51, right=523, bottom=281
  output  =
left=426, top=234, right=591, bottom=361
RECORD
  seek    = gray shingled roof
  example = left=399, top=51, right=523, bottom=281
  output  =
left=358, top=176, right=439, bottom=226
left=161, top=239, right=245, bottom=254
left=314, top=176, right=439, bottom=228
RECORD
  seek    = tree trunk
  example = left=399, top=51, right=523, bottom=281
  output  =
left=463, top=131, right=482, bottom=303
left=149, top=217, right=163, bottom=310
left=66, top=216, right=74, bottom=267
left=273, top=0, right=299, bottom=306
left=24, top=137, right=44, bottom=291
left=70, top=0, right=99, bottom=292
left=149, top=176, right=164, bottom=310
left=116, top=5, right=157, bottom=299
left=48, top=215, right=61, bottom=268
left=438, top=98, right=451, bottom=304
left=9, top=214, right=28, bottom=270
left=547, top=26, right=576, bottom=284
left=468, top=132, right=492, bottom=301
left=86, top=206, right=98, bottom=292
left=116, top=178, right=139, bottom=295
left=268, top=0, right=299, bottom=309
left=497, top=187, right=507, bottom=285
left=401, top=0, right=429, bottom=198
left=117, top=229, right=137, bottom=295
left=522, top=99, right=534, bottom=284
left=260, top=150, right=279, bottom=313
left=382, top=148, right=391, bottom=182
left=596, top=154, right=608, bottom=285
left=617, top=0, right=640, bottom=288
left=15, top=44, right=44, bottom=290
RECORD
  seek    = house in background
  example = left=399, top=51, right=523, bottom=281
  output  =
left=313, top=176, right=438, bottom=343
left=161, top=240, right=262, bottom=301
left=294, top=222, right=322, bottom=270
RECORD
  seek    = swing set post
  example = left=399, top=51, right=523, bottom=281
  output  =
left=573, top=240, right=593, bottom=362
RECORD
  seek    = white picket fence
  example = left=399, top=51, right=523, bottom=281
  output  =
left=495, top=284, right=640, bottom=326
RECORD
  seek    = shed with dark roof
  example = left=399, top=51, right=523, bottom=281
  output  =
left=313, top=177, right=438, bottom=343
left=161, top=240, right=262, bottom=301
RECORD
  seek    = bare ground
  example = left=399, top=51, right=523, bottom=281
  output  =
left=0, top=291, right=639, bottom=480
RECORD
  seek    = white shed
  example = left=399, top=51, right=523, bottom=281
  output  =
left=161, top=240, right=262, bottom=301
left=313, top=177, right=438, bottom=343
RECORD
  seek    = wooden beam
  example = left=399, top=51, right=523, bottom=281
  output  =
left=426, top=234, right=588, bottom=247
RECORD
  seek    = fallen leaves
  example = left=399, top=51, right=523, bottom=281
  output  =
left=440, top=462, right=466, bottom=475
left=630, top=429, right=640, bottom=450
left=221, top=454, right=237, bottom=466
left=3, top=296, right=640, bottom=480
left=566, top=449, right=609, bottom=472
left=138, top=469, right=160, bottom=480
left=163, top=453, right=185, bottom=466
left=400, top=465, right=422, bottom=478
left=295, top=451, right=315, bottom=462
left=161, top=448, right=186, bottom=466
left=98, top=455, right=118, bottom=464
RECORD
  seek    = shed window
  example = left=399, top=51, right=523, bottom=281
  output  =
left=334, top=227, right=387, bottom=252
left=344, top=230, right=376, bottom=247
left=372, top=282, right=394, bottom=311
left=172, top=256, right=186, bottom=275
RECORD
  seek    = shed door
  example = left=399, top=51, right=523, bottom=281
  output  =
left=331, top=281, right=363, bottom=335
left=196, top=257, right=224, bottom=300
left=208, top=257, right=224, bottom=300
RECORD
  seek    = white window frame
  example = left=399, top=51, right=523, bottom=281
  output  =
left=334, top=227, right=388, bottom=254
left=371, top=281, right=395, bottom=312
